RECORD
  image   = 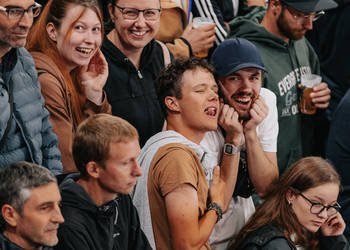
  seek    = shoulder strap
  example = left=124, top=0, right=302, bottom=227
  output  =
left=0, top=79, right=14, bottom=150
left=156, top=40, right=171, bottom=66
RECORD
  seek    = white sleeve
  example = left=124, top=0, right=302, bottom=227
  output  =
left=256, top=88, right=279, bottom=152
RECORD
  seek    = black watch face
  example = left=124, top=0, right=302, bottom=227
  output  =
left=225, top=144, right=233, bottom=154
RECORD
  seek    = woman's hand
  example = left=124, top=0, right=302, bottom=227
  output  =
left=321, top=212, right=346, bottom=236
left=80, top=49, right=108, bottom=105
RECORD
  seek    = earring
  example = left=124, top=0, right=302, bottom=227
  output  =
left=287, top=200, right=291, bottom=205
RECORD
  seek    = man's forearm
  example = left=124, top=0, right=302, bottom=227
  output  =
left=245, top=131, right=278, bottom=197
left=219, top=152, right=240, bottom=210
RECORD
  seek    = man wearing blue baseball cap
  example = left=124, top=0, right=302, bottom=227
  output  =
left=201, top=37, right=279, bottom=250
left=229, top=0, right=337, bottom=174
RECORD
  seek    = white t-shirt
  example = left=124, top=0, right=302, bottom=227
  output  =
left=200, top=88, right=279, bottom=250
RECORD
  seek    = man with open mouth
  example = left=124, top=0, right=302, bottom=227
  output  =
left=200, top=37, right=279, bottom=250
left=133, top=57, right=241, bottom=250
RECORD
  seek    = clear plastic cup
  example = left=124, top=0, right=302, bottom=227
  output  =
left=299, top=74, right=322, bottom=115
left=192, top=17, right=214, bottom=58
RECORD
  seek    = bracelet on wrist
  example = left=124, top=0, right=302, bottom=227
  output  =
left=206, top=202, right=223, bottom=223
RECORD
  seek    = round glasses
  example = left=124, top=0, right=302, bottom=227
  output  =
left=115, top=5, right=161, bottom=21
left=0, top=2, right=42, bottom=21
left=298, top=192, right=341, bottom=217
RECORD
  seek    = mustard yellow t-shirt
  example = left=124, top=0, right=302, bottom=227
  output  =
left=148, top=143, right=209, bottom=250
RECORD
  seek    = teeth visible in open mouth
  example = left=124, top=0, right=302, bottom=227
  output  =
left=205, top=107, right=217, bottom=116
left=234, top=96, right=251, bottom=104
left=76, top=48, right=93, bottom=54
left=132, top=31, right=146, bottom=36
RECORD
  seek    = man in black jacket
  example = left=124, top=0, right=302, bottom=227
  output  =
left=55, top=114, right=151, bottom=250
left=0, top=162, right=64, bottom=250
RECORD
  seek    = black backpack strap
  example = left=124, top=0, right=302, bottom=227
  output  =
left=0, top=79, right=14, bottom=150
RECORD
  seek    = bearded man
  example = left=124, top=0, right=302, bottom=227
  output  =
left=200, top=37, right=279, bottom=250
left=229, top=0, right=337, bottom=173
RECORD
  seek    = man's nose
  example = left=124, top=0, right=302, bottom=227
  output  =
left=18, top=11, right=33, bottom=29
left=133, top=161, right=143, bottom=177
left=53, top=205, right=65, bottom=224
left=303, top=16, right=313, bottom=31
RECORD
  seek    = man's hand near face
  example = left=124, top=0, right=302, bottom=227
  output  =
left=244, top=95, right=269, bottom=134
left=219, top=103, right=243, bottom=146
left=218, top=80, right=278, bottom=198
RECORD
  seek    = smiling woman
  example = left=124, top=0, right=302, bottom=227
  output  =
left=101, top=0, right=168, bottom=148
left=26, top=0, right=111, bottom=173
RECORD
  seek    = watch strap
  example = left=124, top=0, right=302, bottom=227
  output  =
left=223, top=143, right=241, bottom=155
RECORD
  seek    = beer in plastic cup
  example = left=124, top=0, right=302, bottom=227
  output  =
left=192, top=17, right=214, bottom=58
left=299, top=74, right=322, bottom=115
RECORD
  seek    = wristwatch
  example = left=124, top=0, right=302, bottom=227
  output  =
left=223, top=143, right=242, bottom=155
left=206, top=202, right=223, bottom=222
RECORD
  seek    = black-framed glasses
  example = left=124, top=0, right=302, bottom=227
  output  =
left=281, top=2, right=324, bottom=24
left=0, top=2, right=42, bottom=20
left=115, top=5, right=161, bottom=21
left=298, top=192, right=341, bottom=217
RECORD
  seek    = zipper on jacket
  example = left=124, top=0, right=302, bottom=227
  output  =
left=14, top=115, right=35, bottom=163
left=123, top=57, right=143, bottom=79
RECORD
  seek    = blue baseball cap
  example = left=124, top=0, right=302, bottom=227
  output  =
left=211, top=37, right=266, bottom=78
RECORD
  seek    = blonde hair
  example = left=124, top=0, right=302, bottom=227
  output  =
left=72, top=114, right=139, bottom=177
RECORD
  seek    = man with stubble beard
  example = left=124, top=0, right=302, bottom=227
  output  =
left=229, top=0, right=337, bottom=174
left=0, top=161, right=64, bottom=250
left=0, top=0, right=62, bottom=173
left=201, top=37, right=279, bottom=250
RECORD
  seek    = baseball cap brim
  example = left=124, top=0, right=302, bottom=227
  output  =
left=282, top=0, right=338, bottom=12
left=219, top=63, right=266, bottom=78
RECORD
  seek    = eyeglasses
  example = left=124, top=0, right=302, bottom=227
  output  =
left=282, top=4, right=325, bottom=24
left=0, top=2, right=42, bottom=21
left=298, top=192, right=341, bottom=217
left=115, top=5, right=161, bottom=21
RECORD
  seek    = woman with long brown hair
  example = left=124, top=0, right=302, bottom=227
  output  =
left=229, top=156, right=349, bottom=250
left=26, top=0, right=111, bottom=173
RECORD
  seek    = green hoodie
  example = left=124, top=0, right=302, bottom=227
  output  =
left=229, top=7, right=320, bottom=174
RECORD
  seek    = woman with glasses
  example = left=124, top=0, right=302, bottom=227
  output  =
left=26, top=0, right=111, bottom=173
left=101, top=0, right=170, bottom=148
left=229, top=156, right=349, bottom=250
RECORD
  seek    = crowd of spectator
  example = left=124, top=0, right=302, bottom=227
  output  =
left=0, top=0, right=350, bottom=249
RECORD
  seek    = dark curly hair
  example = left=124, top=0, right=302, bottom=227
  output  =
left=156, top=57, right=216, bottom=116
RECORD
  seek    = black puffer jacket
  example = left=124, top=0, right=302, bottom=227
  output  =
left=237, top=224, right=350, bottom=250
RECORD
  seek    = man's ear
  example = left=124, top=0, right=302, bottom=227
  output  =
left=46, top=22, right=57, bottom=42
left=269, top=0, right=283, bottom=14
left=165, top=96, right=180, bottom=112
left=85, top=161, right=101, bottom=179
left=1, top=205, right=20, bottom=227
